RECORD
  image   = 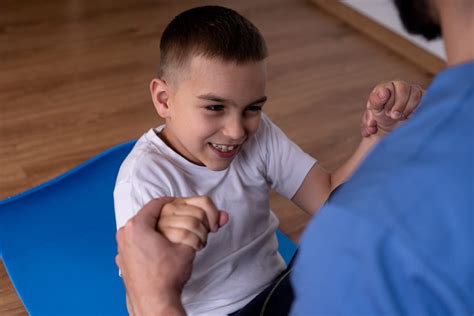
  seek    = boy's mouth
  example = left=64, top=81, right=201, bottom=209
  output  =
left=210, top=143, right=238, bottom=152
left=208, top=142, right=241, bottom=158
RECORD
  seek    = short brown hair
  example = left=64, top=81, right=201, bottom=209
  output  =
left=158, top=5, right=268, bottom=78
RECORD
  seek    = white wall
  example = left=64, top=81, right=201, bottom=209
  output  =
left=342, top=0, right=446, bottom=60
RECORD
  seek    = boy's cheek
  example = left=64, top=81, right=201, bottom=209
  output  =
left=247, top=117, right=261, bottom=136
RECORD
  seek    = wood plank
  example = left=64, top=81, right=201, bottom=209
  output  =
left=310, top=0, right=446, bottom=75
left=0, top=261, right=28, bottom=316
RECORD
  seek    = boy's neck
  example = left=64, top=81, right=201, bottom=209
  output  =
left=156, top=128, right=174, bottom=152
left=156, top=127, right=204, bottom=166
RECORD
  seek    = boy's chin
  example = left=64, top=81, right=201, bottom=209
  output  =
left=204, top=159, right=233, bottom=171
left=206, top=163, right=231, bottom=172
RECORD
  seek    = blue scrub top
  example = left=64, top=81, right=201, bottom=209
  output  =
left=291, top=61, right=474, bottom=315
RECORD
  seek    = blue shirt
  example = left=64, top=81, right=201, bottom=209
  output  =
left=291, top=61, right=474, bottom=315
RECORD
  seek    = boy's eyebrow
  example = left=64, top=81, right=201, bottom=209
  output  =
left=197, top=94, right=267, bottom=106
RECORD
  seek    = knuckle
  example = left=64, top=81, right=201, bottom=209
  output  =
left=190, top=218, right=204, bottom=231
left=178, top=229, right=195, bottom=242
left=165, top=202, right=178, bottom=213
left=161, top=203, right=171, bottom=213
left=396, top=81, right=409, bottom=94
left=124, top=217, right=136, bottom=231
left=200, top=195, right=212, bottom=205
left=176, top=228, right=190, bottom=241
left=156, top=220, right=165, bottom=231
left=166, top=228, right=187, bottom=243
left=197, top=208, right=207, bottom=221
left=160, top=227, right=174, bottom=239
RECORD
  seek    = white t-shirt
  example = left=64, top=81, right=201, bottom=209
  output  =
left=114, top=113, right=316, bottom=315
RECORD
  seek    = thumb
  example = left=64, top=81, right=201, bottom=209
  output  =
left=217, top=211, right=229, bottom=228
left=137, top=197, right=175, bottom=230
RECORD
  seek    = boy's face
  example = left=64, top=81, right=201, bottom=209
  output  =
left=154, top=56, right=267, bottom=171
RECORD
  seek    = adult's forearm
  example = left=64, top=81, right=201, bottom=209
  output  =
left=130, top=292, right=186, bottom=316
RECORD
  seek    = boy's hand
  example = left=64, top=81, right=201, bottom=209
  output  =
left=157, top=196, right=229, bottom=251
left=361, top=80, right=424, bottom=137
left=116, top=198, right=194, bottom=316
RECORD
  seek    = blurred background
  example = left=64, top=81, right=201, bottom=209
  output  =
left=0, top=0, right=444, bottom=314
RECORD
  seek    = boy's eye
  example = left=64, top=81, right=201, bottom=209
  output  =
left=205, top=105, right=224, bottom=112
left=246, top=105, right=263, bottom=112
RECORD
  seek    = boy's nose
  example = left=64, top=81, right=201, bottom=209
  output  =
left=223, top=118, right=246, bottom=141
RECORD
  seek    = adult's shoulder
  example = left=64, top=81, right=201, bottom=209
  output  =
left=291, top=121, right=474, bottom=315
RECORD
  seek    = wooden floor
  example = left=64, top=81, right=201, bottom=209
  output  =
left=0, top=0, right=433, bottom=314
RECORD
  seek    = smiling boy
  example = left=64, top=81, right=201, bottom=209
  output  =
left=152, top=56, right=266, bottom=171
left=113, top=5, right=422, bottom=315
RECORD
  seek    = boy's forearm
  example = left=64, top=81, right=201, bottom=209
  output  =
left=330, top=135, right=381, bottom=190
left=292, top=135, right=381, bottom=215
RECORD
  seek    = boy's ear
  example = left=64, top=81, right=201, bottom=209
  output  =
left=150, top=78, right=171, bottom=118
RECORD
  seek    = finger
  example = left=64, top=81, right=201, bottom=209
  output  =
left=158, top=215, right=209, bottom=245
left=364, top=126, right=377, bottom=136
left=403, top=85, right=423, bottom=118
left=361, top=127, right=369, bottom=138
left=367, top=85, right=392, bottom=113
left=361, top=110, right=376, bottom=128
left=160, top=227, right=205, bottom=251
left=365, top=111, right=377, bottom=127
left=182, top=196, right=220, bottom=232
left=161, top=203, right=210, bottom=231
left=360, top=110, right=377, bottom=137
left=218, top=211, right=229, bottom=228
left=389, top=81, right=411, bottom=120
left=132, top=197, right=175, bottom=230
left=361, top=123, right=377, bottom=137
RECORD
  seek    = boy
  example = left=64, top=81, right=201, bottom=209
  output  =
left=114, top=5, right=423, bottom=315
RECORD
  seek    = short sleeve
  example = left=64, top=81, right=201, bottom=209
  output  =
left=257, top=114, right=316, bottom=199
left=113, top=178, right=170, bottom=230
left=113, top=181, right=143, bottom=229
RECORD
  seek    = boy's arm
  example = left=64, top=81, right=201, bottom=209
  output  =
left=292, top=80, right=423, bottom=215
left=292, top=135, right=380, bottom=215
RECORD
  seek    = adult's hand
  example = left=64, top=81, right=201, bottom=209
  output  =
left=116, top=198, right=193, bottom=316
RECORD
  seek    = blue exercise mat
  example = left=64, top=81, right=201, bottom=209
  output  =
left=0, top=140, right=297, bottom=315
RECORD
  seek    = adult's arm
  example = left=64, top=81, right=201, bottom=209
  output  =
left=290, top=200, right=470, bottom=315
left=116, top=198, right=191, bottom=316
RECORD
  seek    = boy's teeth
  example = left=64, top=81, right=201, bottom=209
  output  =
left=211, top=143, right=236, bottom=152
